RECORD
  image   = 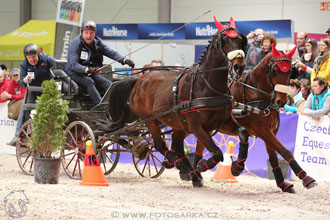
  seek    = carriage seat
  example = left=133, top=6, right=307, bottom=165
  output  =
left=52, top=69, right=79, bottom=95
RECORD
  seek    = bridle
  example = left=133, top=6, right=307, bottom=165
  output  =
left=233, top=54, right=293, bottom=114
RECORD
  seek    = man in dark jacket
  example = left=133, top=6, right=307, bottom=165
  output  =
left=8, top=43, right=55, bottom=146
left=65, top=20, right=135, bottom=105
left=244, top=28, right=264, bottom=70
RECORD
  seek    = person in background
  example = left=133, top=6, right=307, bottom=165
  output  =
left=8, top=43, right=55, bottom=146
left=0, top=69, right=11, bottom=103
left=311, top=38, right=330, bottom=84
left=326, top=28, right=330, bottom=39
left=296, top=31, right=308, bottom=58
left=299, top=78, right=311, bottom=100
left=256, top=34, right=277, bottom=64
left=1, top=68, right=27, bottom=120
left=286, top=43, right=300, bottom=79
left=244, top=28, right=264, bottom=70
left=284, top=79, right=305, bottom=114
left=301, top=77, right=330, bottom=120
left=151, top=60, right=164, bottom=67
left=295, top=38, right=318, bottom=80
left=65, top=20, right=135, bottom=106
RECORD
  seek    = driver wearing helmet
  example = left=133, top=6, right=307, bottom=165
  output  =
left=65, top=20, right=135, bottom=106
left=8, top=43, right=55, bottom=146
left=20, top=43, right=55, bottom=88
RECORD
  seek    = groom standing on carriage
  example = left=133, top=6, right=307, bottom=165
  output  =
left=65, top=20, right=136, bottom=106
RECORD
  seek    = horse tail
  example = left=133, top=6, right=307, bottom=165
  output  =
left=99, top=76, right=139, bottom=132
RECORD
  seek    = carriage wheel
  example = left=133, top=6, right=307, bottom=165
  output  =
left=132, top=135, right=165, bottom=178
left=97, top=141, right=120, bottom=175
left=16, top=120, right=36, bottom=175
left=62, top=121, right=96, bottom=180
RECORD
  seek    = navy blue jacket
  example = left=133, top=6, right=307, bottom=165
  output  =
left=65, top=35, right=125, bottom=76
left=19, top=53, right=55, bottom=88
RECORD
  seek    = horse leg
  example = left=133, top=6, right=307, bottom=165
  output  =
left=220, top=118, right=250, bottom=176
left=262, top=132, right=317, bottom=189
left=190, top=127, right=224, bottom=173
left=266, top=147, right=295, bottom=193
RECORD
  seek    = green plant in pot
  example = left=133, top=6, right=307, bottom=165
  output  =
left=30, top=79, right=69, bottom=184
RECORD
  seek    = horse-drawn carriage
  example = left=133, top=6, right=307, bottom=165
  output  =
left=15, top=66, right=170, bottom=180
left=15, top=16, right=316, bottom=193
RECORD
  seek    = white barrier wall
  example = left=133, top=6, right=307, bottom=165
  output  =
left=0, top=102, right=17, bottom=154
left=293, top=115, right=330, bottom=182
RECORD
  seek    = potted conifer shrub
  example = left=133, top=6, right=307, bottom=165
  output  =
left=31, top=79, right=69, bottom=184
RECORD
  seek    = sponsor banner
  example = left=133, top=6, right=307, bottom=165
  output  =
left=138, top=23, right=185, bottom=40
left=96, top=24, right=138, bottom=40
left=185, top=22, right=218, bottom=39
left=294, top=115, right=330, bottom=182
left=53, top=23, right=80, bottom=60
left=56, top=0, right=85, bottom=27
left=236, top=20, right=292, bottom=38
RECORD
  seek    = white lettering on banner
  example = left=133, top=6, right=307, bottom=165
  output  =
left=10, top=30, right=48, bottom=38
left=148, top=32, right=174, bottom=37
left=195, top=25, right=217, bottom=36
left=4, top=49, right=20, bottom=58
left=60, top=30, right=72, bottom=60
left=265, top=29, right=278, bottom=35
left=294, top=115, right=330, bottom=182
left=103, top=27, right=127, bottom=37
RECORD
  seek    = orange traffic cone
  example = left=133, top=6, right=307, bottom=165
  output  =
left=212, top=141, right=238, bottom=183
left=80, top=140, right=109, bottom=186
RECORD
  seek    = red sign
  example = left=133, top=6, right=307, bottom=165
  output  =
left=320, top=2, right=330, bottom=11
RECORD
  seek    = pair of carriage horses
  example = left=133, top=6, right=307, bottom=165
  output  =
left=101, top=17, right=316, bottom=193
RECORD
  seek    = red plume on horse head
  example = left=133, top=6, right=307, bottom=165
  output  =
left=213, top=16, right=238, bottom=38
left=271, top=44, right=296, bottom=72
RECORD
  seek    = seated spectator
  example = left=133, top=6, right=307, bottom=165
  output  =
left=295, top=38, right=318, bottom=80
left=0, top=69, right=11, bottom=103
left=301, top=77, right=330, bottom=120
left=256, top=34, right=277, bottom=64
left=244, top=28, right=264, bottom=70
left=1, top=68, right=27, bottom=120
left=151, top=60, right=164, bottom=67
left=311, top=38, right=330, bottom=84
left=284, top=79, right=305, bottom=114
left=299, top=78, right=311, bottom=100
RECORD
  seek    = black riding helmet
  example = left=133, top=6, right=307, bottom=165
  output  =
left=81, top=20, right=97, bottom=32
left=23, top=43, right=38, bottom=56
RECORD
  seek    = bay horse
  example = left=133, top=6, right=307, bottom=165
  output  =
left=194, top=44, right=316, bottom=193
left=101, top=17, right=248, bottom=187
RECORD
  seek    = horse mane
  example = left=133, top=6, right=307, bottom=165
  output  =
left=198, top=33, right=219, bottom=64
left=252, top=53, right=273, bottom=78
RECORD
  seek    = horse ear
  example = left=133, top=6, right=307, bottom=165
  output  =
left=286, top=45, right=297, bottom=59
left=213, top=16, right=224, bottom=31
left=272, top=44, right=281, bottom=58
left=229, top=17, right=236, bottom=28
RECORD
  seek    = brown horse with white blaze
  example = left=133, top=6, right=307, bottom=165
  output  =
left=194, top=44, right=317, bottom=193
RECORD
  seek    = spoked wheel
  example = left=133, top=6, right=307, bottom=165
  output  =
left=132, top=134, right=165, bottom=178
left=62, top=121, right=95, bottom=180
left=97, top=140, right=121, bottom=175
left=16, top=120, right=36, bottom=175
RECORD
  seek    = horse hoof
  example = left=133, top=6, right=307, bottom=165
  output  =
left=306, top=181, right=317, bottom=189
left=285, top=187, right=296, bottom=194
left=231, top=161, right=243, bottom=176
left=193, top=179, right=204, bottom=188
left=179, top=172, right=192, bottom=181
left=161, top=160, right=174, bottom=169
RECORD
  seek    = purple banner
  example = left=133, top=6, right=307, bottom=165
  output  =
left=117, top=113, right=298, bottom=179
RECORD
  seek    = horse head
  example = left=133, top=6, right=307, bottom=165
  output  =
left=213, top=16, right=246, bottom=74
left=269, top=43, right=296, bottom=107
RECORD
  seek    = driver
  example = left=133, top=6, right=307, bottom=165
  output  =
left=65, top=20, right=135, bottom=106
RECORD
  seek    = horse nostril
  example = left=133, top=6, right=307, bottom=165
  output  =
left=277, top=100, right=283, bottom=106
left=234, top=64, right=244, bottom=75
